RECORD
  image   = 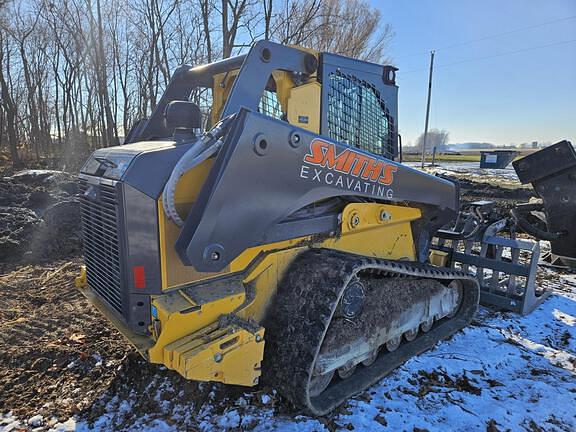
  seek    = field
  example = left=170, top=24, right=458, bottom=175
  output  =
left=401, top=148, right=537, bottom=163
left=402, top=154, right=482, bottom=162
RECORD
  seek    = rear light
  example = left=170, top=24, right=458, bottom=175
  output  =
left=133, top=266, right=146, bottom=289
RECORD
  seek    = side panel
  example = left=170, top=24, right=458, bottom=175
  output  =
left=123, top=184, right=162, bottom=294
left=287, top=82, right=321, bottom=133
left=175, top=110, right=458, bottom=272
left=78, top=174, right=152, bottom=335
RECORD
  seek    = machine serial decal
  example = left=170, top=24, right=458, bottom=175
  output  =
left=300, top=138, right=397, bottom=198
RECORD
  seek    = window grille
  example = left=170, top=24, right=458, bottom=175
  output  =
left=258, top=90, right=284, bottom=120
left=327, top=71, right=395, bottom=158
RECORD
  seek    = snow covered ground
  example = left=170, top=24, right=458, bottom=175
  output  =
left=405, top=161, right=521, bottom=183
left=3, top=270, right=574, bottom=432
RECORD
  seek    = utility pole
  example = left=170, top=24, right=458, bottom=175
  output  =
left=420, top=50, right=435, bottom=169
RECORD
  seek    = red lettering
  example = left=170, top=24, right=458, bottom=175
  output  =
left=304, top=139, right=397, bottom=186
left=303, top=139, right=328, bottom=164
left=379, top=165, right=398, bottom=185
left=361, top=159, right=384, bottom=181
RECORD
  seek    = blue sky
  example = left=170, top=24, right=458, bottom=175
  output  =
left=374, top=0, right=576, bottom=146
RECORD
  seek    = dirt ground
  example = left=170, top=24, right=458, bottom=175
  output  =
left=0, top=162, right=296, bottom=430
left=0, top=259, right=287, bottom=430
left=0, top=162, right=113, bottom=427
left=0, top=161, right=573, bottom=431
left=0, top=260, right=127, bottom=420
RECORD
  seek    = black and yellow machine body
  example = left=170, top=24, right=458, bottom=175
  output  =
left=77, top=41, right=479, bottom=414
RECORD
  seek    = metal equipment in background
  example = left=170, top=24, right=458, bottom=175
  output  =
left=479, top=150, right=518, bottom=169
left=431, top=141, right=576, bottom=314
left=432, top=201, right=548, bottom=315
left=512, top=140, right=576, bottom=270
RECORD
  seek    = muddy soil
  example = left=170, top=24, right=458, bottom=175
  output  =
left=0, top=254, right=341, bottom=431
left=0, top=261, right=128, bottom=423
left=0, top=258, right=277, bottom=430
left=322, top=278, right=446, bottom=354
left=0, top=169, right=81, bottom=263
left=0, top=234, right=282, bottom=427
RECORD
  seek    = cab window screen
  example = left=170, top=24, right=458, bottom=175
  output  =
left=327, top=71, right=394, bottom=158
left=258, top=90, right=283, bottom=120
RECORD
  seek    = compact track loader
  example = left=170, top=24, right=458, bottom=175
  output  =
left=76, top=41, right=542, bottom=414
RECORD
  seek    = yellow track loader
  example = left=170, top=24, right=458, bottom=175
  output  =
left=76, top=41, right=543, bottom=414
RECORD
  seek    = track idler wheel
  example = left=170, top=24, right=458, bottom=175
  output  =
left=338, top=363, right=357, bottom=379
left=309, top=371, right=334, bottom=397
left=446, top=280, right=463, bottom=318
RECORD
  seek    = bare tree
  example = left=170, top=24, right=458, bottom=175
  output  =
left=271, top=0, right=323, bottom=46
left=220, top=0, right=258, bottom=58
left=0, top=27, right=22, bottom=167
left=0, top=0, right=394, bottom=168
left=416, top=129, right=450, bottom=152
left=272, top=0, right=393, bottom=63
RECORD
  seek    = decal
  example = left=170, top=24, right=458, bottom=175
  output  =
left=299, top=138, right=397, bottom=198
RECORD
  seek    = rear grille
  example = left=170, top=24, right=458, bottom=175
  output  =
left=78, top=178, right=123, bottom=313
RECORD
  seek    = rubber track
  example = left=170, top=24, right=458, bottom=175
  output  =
left=263, top=248, right=479, bottom=415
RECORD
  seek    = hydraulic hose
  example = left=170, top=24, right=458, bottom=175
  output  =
left=510, top=203, right=565, bottom=242
left=162, top=114, right=236, bottom=227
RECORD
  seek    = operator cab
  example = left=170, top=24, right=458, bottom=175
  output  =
left=126, top=43, right=399, bottom=161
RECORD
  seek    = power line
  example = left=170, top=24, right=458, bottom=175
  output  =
left=400, top=38, right=576, bottom=75
left=437, top=15, right=576, bottom=52
left=395, top=14, right=576, bottom=60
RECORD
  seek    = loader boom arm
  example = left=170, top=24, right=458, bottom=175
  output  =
left=175, top=109, right=459, bottom=272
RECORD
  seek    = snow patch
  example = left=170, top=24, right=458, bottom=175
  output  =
left=27, top=414, right=43, bottom=427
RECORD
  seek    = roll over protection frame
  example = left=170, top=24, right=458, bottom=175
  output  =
left=130, top=41, right=318, bottom=142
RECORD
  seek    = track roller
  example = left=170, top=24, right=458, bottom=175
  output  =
left=386, top=336, right=401, bottom=352
left=404, top=328, right=418, bottom=342
left=362, top=349, right=379, bottom=367
left=421, top=318, right=434, bottom=333
left=338, top=363, right=356, bottom=379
